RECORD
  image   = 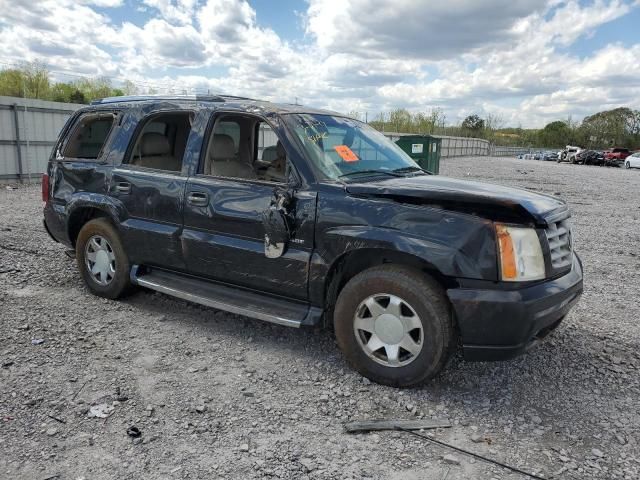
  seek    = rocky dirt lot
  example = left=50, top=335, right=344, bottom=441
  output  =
left=1, top=156, right=639, bottom=480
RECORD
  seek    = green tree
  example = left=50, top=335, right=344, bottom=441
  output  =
left=461, top=114, right=485, bottom=132
left=23, top=62, right=50, bottom=99
left=579, top=107, right=640, bottom=148
left=0, top=69, right=25, bottom=97
left=539, top=121, right=572, bottom=148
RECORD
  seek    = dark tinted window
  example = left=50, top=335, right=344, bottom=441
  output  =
left=63, top=113, right=114, bottom=159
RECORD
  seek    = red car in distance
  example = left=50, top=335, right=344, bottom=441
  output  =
left=604, top=148, right=631, bottom=166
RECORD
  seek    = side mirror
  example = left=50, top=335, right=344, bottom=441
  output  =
left=262, top=189, right=292, bottom=259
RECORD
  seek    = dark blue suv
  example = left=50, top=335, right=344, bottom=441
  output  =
left=43, top=95, right=583, bottom=386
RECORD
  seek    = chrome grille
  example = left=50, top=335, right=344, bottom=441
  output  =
left=545, top=219, right=572, bottom=271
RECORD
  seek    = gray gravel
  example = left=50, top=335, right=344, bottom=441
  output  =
left=1, top=156, right=639, bottom=480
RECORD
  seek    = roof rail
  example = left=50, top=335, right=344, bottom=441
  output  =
left=90, top=94, right=254, bottom=105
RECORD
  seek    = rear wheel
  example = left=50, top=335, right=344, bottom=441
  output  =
left=76, top=218, right=132, bottom=299
left=625, top=161, right=631, bottom=169
left=333, top=265, right=454, bottom=387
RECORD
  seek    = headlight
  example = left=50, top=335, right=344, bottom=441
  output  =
left=496, top=224, right=545, bottom=282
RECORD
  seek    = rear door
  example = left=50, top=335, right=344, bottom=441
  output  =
left=110, top=109, right=198, bottom=271
left=181, top=112, right=315, bottom=301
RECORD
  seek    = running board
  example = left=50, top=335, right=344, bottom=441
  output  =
left=130, top=266, right=322, bottom=328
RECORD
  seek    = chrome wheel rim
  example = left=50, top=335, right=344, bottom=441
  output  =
left=85, top=235, right=116, bottom=286
left=353, top=294, right=424, bottom=367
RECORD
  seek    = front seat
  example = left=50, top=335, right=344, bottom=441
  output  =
left=207, top=134, right=257, bottom=179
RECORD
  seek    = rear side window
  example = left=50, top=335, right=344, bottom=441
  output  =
left=63, top=113, right=115, bottom=159
left=126, top=111, right=194, bottom=172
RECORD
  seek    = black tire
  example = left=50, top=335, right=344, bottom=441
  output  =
left=75, top=218, right=133, bottom=299
left=625, top=162, right=631, bottom=169
left=333, top=265, right=454, bottom=387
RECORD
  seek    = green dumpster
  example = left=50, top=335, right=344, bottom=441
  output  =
left=395, top=135, right=442, bottom=174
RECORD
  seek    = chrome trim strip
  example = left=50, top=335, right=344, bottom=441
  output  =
left=134, top=275, right=302, bottom=328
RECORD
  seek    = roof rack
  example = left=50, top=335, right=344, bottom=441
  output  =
left=90, top=94, right=254, bottom=105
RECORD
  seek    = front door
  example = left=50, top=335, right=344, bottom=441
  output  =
left=181, top=113, right=315, bottom=301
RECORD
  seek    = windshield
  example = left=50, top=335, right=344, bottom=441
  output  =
left=284, top=113, right=422, bottom=181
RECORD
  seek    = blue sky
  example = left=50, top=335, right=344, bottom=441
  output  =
left=563, top=6, right=640, bottom=56
left=1, top=0, right=639, bottom=127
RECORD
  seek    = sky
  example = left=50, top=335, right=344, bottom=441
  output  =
left=0, top=0, right=639, bottom=128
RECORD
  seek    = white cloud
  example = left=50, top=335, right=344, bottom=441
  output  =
left=305, top=0, right=548, bottom=59
left=0, top=0, right=639, bottom=128
left=142, top=0, right=199, bottom=25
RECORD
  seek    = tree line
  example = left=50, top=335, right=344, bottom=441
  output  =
left=0, top=63, right=133, bottom=104
left=356, top=108, right=640, bottom=150
left=3, top=64, right=639, bottom=149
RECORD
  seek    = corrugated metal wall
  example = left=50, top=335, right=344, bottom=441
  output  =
left=0, top=96, right=83, bottom=182
left=383, top=132, right=490, bottom=157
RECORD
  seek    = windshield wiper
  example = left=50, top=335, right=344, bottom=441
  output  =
left=338, top=170, right=404, bottom=180
left=392, top=166, right=429, bottom=175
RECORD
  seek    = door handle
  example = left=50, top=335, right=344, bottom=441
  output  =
left=115, top=182, right=131, bottom=194
left=187, top=191, right=209, bottom=206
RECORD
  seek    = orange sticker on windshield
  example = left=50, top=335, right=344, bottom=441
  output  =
left=335, top=145, right=359, bottom=162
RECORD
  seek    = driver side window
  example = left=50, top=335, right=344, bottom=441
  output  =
left=202, top=114, right=288, bottom=183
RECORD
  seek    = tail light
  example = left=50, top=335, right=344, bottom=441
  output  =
left=42, top=174, right=49, bottom=203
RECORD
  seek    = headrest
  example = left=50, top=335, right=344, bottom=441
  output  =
left=140, top=132, right=170, bottom=156
left=210, top=134, right=236, bottom=159
left=262, top=146, right=278, bottom=162
left=276, top=141, right=286, bottom=159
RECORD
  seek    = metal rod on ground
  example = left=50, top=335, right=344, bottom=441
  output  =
left=397, top=427, right=548, bottom=480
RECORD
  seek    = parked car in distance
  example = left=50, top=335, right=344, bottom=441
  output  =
left=542, top=151, right=558, bottom=161
left=625, top=151, right=640, bottom=169
left=604, top=147, right=630, bottom=167
left=575, top=150, right=604, bottom=166
left=559, top=146, right=582, bottom=163
left=42, top=95, right=584, bottom=387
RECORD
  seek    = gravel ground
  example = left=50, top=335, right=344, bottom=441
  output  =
left=1, top=156, right=639, bottom=480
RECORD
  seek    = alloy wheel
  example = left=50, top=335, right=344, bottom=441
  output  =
left=85, top=235, right=116, bottom=286
left=353, top=294, right=424, bottom=367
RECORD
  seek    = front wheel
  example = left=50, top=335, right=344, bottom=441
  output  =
left=333, top=265, right=454, bottom=387
left=76, top=218, right=133, bottom=299
left=625, top=162, right=631, bottom=169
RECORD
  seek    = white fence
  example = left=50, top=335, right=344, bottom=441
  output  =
left=383, top=132, right=490, bottom=157
left=0, top=96, right=83, bottom=182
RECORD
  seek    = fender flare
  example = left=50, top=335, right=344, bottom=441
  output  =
left=64, top=193, right=127, bottom=244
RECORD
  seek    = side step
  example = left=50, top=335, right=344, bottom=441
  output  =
left=130, top=266, right=322, bottom=328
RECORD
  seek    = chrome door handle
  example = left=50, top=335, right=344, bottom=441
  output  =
left=187, top=192, right=209, bottom=206
left=115, top=182, right=131, bottom=194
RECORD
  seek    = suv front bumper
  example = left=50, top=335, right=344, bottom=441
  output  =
left=447, top=253, right=583, bottom=361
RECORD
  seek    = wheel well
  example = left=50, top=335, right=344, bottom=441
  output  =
left=67, top=208, right=109, bottom=247
left=323, top=248, right=457, bottom=327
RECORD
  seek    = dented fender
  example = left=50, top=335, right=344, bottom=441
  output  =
left=308, top=187, right=499, bottom=306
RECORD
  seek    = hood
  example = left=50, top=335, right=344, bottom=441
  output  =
left=345, top=175, right=567, bottom=226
